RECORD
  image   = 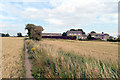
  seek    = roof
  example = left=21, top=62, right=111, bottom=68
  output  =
left=67, top=31, right=83, bottom=34
left=89, top=33, right=109, bottom=36
left=42, top=33, right=62, bottom=36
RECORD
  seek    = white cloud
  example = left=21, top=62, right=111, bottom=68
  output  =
left=0, top=23, right=23, bottom=28
left=45, top=18, right=63, bottom=25
left=25, top=8, right=38, bottom=11
left=1, top=0, right=49, bottom=2
left=20, top=0, right=118, bottom=25
left=0, top=15, right=16, bottom=20
left=0, top=0, right=118, bottom=36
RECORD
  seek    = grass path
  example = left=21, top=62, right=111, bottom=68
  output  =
left=25, top=40, right=33, bottom=78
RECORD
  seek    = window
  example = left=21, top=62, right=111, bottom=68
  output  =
left=78, top=36, right=80, bottom=39
left=74, top=33, right=76, bottom=35
left=69, top=33, right=72, bottom=35
left=78, top=33, right=80, bottom=35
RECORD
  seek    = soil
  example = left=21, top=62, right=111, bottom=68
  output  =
left=25, top=41, right=33, bottom=78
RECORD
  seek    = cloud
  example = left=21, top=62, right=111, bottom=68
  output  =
left=0, top=23, right=23, bottom=28
left=1, top=0, right=49, bottom=2
left=0, top=15, right=16, bottom=20
left=0, top=0, right=118, bottom=36
left=20, top=0, right=118, bottom=25
left=25, top=8, right=38, bottom=11
left=45, top=18, right=63, bottom=25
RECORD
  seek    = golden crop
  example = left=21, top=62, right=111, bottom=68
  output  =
left=28, top=39, right=118, bottom=78
left=35, top=39, right=118, bottom=64
left=1, top=37, right=25, bottom=78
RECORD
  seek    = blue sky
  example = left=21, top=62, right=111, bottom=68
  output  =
left=0, top=0, right=118, bottom=37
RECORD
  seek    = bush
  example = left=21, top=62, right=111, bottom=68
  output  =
left=107, top=39, right=117, bottom=42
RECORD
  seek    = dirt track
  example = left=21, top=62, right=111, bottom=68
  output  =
left=25, top=40, right=33, bottom=78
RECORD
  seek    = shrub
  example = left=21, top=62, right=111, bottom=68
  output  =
left=107, top=39, right=117, bottom=42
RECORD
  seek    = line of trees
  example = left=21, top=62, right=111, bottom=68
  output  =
left=25, top=24, right=44, bottom=41
left=0, top=33, right=10, bottom=37
left=1, top=32, right=24, bottom=37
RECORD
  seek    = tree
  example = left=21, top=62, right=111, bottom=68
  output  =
left=17, top=32, right=22, bottom=37
left=87, top=34, right=92, bottom=40
left=25, top=24, right=35, bottom=39
left=77, top=29, right=83, bottom=32
left=70, top=29, right=76, bottom=31
left=31, top=26, right=44, bottom=40
left=25, top=24, right=44, bottom=41
left=62, top=32, right=67, bottom=37
left=82, top=32, right=85, bottom=34
left=91, top=31, right=96, bottom=33
left=6, top=33, right=10, bottom=37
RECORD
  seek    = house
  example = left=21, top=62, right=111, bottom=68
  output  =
left=66, top=29, right=87, bottom=39
left=88, top=32, right=109, bottom=40
left=42, top=33, right=62, bottom=36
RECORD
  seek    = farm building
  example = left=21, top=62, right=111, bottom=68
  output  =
left=88, top=32, right=109, bottom=40
left=42, top=33, right=62, bottom=36
left=66, top=29, right=87, bottom=39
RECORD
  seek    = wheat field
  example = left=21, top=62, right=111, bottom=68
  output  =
left=35, top=39, right=118, bottom=64
left=1, top=37, right=118, bottom=78
left=26, top=39, right=118, bottom=78
left=1, top=37, right=25, bottom=78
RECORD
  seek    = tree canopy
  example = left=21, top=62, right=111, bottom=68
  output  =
left=62, top=32, right=67, bottom=37
left=70, top=29, right=83, bottom=32
left=25, top=24, right=44, bottom=40
left=5, top=33, right=10, bottom=37
left=91, top=31, right=96, bottom=33
left=17, top=32, right=22, bottom=37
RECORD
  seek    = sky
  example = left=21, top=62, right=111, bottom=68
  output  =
left=0, top=0, right=119, bottom=37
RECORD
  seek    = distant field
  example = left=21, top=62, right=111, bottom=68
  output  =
left=26, top=39, right=118, bottom=78
left=1, top=37, right=25, bottom=78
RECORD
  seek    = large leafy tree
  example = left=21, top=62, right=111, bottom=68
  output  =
left=25, top=24, right=35, bottom=39
left=25, top=24, right=44, bottom=40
